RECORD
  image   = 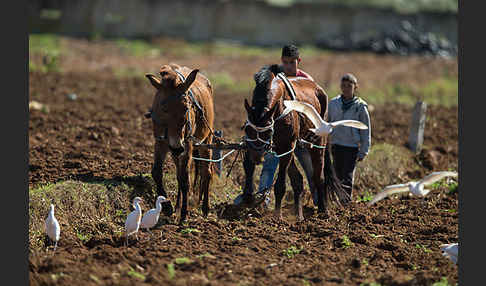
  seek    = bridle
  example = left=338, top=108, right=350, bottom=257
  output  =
left=244, top=72, right=299, bottom=156
left=243, top=116, right=275, bottom=151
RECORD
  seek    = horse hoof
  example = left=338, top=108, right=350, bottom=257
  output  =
left=202, top=207, right=209, bottom=217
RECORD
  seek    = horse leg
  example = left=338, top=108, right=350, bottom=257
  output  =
left=287, top=157, right=305, bottom=221
left=294, top=146, right=315, bottom=206
left=242, top=151, right=256, bottom=203
left=152, top=141, right=173, bottom=216
left=192, top=149, right=202, bottom=205
left=274, top=153, right=292, bottom=220
left=175, top=184, right=181, bottom=212
left=308, top=146, right=327, bottom=213
left=177, top=146, right=192, bottom=224
left=198, top=144, right=212, bottom=217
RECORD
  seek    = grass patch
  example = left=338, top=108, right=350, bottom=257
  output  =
left=432, top=277, right=453, bottom=286
left=167, top=263, right=176, bottom=279
left=29, top=34, right=62, bottom=73
left=415, top=243, right=432, bottom=253
left=75, top=229, right=92, bottom=243
left=359, top=283, right=382, bottom=286
left=340, top=235, right=353, bottom=249
left=180, top=228, right=200, bottom=234
left=89, top=274, right=101, bottom=284
left=113, top=67, right=144, bottom=79
left=282, top=246, right=302, bottom=258
left=355, top=190, right=374, bottom=203
left=197, top=252, right=216, bottom=259
left=447, top=182, right=458, bottom=195
left=357, top=76, right=458, bottom=107
left=28, top=177, right=156, bottom=251
left=127, top=267, right=146, bottom=280
left=430, top=178, right=458, bottom=195
left=174, top=257, right=194, bottom=265
left=29, top=34, right=61, bottom=54
left=206, top=71, right=254, bottom=94
left=355, top=143, right=415, bottom=196
left=115, top=38, right=162, bottom=57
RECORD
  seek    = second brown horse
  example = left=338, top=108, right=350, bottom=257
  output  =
left=243, top=64, right=350, bottom=221
left=146, top=63, right=214, bottom=224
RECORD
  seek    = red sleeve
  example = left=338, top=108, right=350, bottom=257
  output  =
left=296, top=69, right=314, bottom=81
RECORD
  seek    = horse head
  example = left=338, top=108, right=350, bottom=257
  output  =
left=243, top=65, right=281, bottom=164
left=146, top=65, right=199, bottom=156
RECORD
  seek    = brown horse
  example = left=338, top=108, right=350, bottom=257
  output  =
left=243, top=64, right=350, bottom=221
left=145, top=63, right=214, bottom=223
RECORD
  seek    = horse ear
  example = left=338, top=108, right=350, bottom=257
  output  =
left=146, top=74, right=162, bottom=90
left=178, top=69, right=199, bottom=93
left=244, top=98, right=252, bottom=114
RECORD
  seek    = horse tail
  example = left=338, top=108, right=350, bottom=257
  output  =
left=323, top=143, right=351, bottom=206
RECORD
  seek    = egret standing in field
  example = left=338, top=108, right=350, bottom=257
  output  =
left=281, top=100, right=369, bottom=136
left=140, top=196, right=169, bottom=237
left=440, top=243, right=458, bottom=264
left=45, top=204, right=60, bottom=251
left=124, top=197, right=143, bottom=246
left=368, top=171, right=458, bottom=206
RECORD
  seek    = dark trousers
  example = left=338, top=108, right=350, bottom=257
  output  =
left=331, top=144, right=359, bottom=197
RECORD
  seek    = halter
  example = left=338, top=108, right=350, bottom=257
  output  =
left=243, top=117, right=275, bottom=151
left=244, top=73, right=299, bottom=157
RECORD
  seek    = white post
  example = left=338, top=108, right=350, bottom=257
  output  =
left=408, top=101, right=427, bottom=154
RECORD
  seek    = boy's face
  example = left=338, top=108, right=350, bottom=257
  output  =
left=281, top=56, right=300, bottom=76
left=340, top=79, right=357, bottom=99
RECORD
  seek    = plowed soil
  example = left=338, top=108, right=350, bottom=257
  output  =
left=29, top=37, right=458, bottom=286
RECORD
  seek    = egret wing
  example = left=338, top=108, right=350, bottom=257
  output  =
left=420, top=171, right=458, bottom=186
left=368, top=184, right=410, bottom=206
left=330, top=120, right=368, bottom=130
left=283, top=100, right=323, bottom=129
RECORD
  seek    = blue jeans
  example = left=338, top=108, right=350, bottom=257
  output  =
left=257, top=147, right=316, bottom=207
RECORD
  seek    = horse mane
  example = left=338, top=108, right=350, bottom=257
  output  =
left=251, top=64, right=283, bottom=122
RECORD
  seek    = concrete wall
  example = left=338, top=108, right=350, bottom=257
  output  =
left=28, top=0, right=457, bottom=47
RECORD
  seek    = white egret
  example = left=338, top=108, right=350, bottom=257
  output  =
left=368, top=171, right=458, bottom=206
left=124, top=197, right=143, bottom=246
left=281, top=100, right=368, bottom=136
left=140, top=196, right=169, bottom=237
left=440, top=243, right=458, bottom=264
left=45, top=204, right=61, bottom=251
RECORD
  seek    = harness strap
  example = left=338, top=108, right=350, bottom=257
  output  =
left=277, top=72, right=296, bottom=100
left=269, top=142, right=297, bottom=158
left=174, top=70, right=204, bottom=113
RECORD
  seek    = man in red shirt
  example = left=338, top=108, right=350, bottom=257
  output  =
left=280, top=44, right=314, bottom=81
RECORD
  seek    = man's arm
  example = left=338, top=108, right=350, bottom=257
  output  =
left=358, top=105, right=371, bottom=160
